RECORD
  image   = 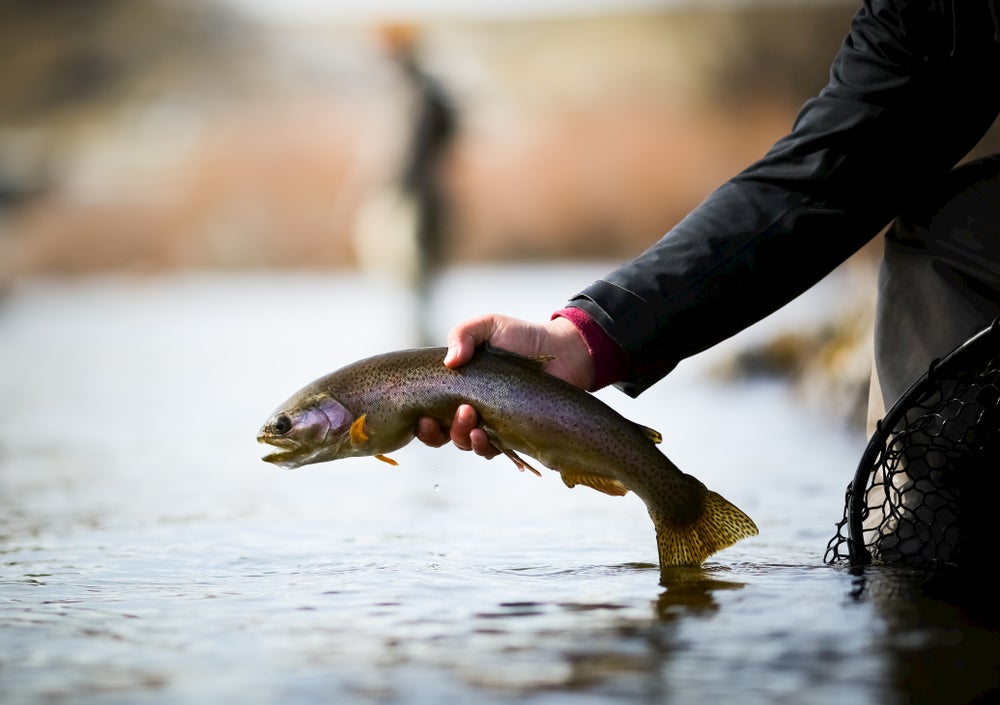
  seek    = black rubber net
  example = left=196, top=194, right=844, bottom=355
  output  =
left=825, top=317, right=1000, bottom=567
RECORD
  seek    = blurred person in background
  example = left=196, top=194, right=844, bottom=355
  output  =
left=353, top=22, right=458, bottom=346
left=416, top=1, right=1000, bottom=456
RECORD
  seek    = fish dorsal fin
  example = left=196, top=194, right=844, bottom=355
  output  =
left=560, top=469, right=629, bottom=497
left=482, top=344, right=555, bottom=372
left=636, top=423, right=662, bottom=444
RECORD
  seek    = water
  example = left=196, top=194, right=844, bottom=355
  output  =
left=2, top=265, right=999, bottom=705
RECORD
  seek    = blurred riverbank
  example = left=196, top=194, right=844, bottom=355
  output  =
left=2, top=0, right=877, bottom=277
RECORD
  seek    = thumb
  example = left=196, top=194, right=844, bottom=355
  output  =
left=444, top=314, right=501, bottom=368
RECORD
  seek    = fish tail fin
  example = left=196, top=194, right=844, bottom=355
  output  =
left=651, top=489, right=758, bottom=569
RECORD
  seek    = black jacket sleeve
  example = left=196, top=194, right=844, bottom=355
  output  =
left=567, top=0, right=1000, bottom=396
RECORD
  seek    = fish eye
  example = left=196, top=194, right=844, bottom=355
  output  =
left=272, top=415, right=292, bottom=434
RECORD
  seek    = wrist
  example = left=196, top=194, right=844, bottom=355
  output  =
left=547, top=315, right=597, bottom=390
left=551, top=307, right=628, bottom=391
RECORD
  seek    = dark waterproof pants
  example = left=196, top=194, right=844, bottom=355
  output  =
left=875, top=153, right=1000, bottom=408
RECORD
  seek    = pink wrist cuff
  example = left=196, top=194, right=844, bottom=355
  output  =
left=551, top=307, right=629, bottom=390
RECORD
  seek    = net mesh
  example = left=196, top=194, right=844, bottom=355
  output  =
left=825, top=318, right=1000, bottom=567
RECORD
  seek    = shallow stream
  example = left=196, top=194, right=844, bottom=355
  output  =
left=2, top=265, right=998, bottom=704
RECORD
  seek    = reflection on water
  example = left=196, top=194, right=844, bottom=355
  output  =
left=848, top=566, right=1000, bottom=705
left=1, top=268, right=998, bottom=704
left=653, top=567, right=745, bottom=620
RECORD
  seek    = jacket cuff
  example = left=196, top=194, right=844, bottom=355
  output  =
left=551, top=306, right=630, bottom=391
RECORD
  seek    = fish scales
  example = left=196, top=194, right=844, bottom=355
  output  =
left=257, top=345, right=758, bottom=578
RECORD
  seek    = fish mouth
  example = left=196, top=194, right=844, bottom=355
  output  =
left=257, top=432, right=338, bottom=469
left=261, top=449, right=304, bottom=467
left=257, top=433, right=307, bottom=467
left=260, top=446, right=311, bottom=468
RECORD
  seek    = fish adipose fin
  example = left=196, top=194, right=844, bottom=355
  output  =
left=653, top=490, right=758, bottom=567
left=560, top=470, right=629, bottom=497
left=635, top=424, right=662, bottom=444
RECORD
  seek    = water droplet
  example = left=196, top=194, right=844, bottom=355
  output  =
left=433, top=484, right=440, bottom=492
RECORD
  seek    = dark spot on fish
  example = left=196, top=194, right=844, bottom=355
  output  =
left=273, top=415, right=292, bottom=434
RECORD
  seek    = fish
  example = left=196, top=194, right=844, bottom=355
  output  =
left=257, top=345, right=758, bottom=572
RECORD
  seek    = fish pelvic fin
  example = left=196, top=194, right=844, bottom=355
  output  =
left=560, top=470, right=629, bottom=497
left=375, top=454, right=398, bottom=466
left=480, top=424, right=542, bottom=476
left=498, top=447, right=542, bottom=477
left=652, top=489, right=758, bottom=568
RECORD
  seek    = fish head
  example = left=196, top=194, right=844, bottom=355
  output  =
left=257, top=393, right=355, bottom=468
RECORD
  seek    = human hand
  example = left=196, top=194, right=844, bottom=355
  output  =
left=415, top=403, right=499, bottom=458
left=415, top=313, right=595, bottom=458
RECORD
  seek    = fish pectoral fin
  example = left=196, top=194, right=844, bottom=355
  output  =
left=635, top=423, right=662, bottom=444
left=350, top=414, right=369, bottom=445
left=559, top=470, right=629, bottom=497
left=351, top=415, right=393, bottom=463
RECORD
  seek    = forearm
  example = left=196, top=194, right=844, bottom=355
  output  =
left=563, top=0, right=1000, bottom=397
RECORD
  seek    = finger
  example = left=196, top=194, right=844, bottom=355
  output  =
left=449, top=404, right=479, bottom=451
left=469, top=428, right=499, bottom=459
left=415, top=417, right=450, bottom=448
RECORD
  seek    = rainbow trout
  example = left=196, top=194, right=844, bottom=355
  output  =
left=257, top=345, right=758, bottom=570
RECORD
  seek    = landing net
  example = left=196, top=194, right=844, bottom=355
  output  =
left=825, top=317, right=1000, bottom=567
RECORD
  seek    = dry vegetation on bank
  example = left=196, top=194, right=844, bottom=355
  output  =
left=1, top=0, right=876, bottom=276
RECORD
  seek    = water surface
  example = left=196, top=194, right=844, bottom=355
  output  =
left=2, top=266, right=998, bottom=704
